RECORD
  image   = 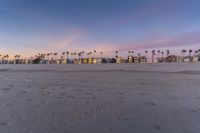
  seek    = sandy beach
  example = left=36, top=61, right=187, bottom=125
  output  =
left=0, top=63, right=200, bottom=133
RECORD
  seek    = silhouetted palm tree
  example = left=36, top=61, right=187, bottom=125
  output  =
left=87, top=52, right=90, bottom=58
left=115, top=50, right=118, bottom=58
left=166, top=50, right=170, bottom=56
left=66, top=51, right=69, bottom=59
left=100, top=51, right=103, bottom=58
left=62, top=52, right=65, bottom=59
left=157, top=50, right=160, bottom=59
left=182, top=49, right=187, bottom=57
left=131, top=51, right=134, bottom=56
left=189, top=50, right=192, bottom=57
left=78, top=52, right=81, bottom=59
left=195, top=50, right=198, bottom=56
left=53, top=53, right=58, bottom=60
left=152, top=50, right=156, bottom=63
left=128, top=51, right=131, bottom=56
left=71, top=52, right=74, bottom=60
left=161, top=51, right=164, bottom=58
left=93, top=50, right=96, bottom=58
left=89, top=52, right=92, bottom=58
left=47, top=53, right=50, bottom=60
left=74, top=52, right=77, bottom=59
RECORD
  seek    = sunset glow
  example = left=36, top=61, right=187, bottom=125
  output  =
left=0, top=0, right=200, bottom=57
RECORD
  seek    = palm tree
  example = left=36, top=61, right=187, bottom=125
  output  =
left=93, top=50, right=96, bottom=58
left=62, top=52, right=65, bottom=59
left=81, top=51, right=84, bottom=59
left=195, top=50, right=198, bottom=56
left=189, top=50, right=192, bottom=57
left=198, top=49, right=200, bottom=55
left=161, top=51, right=164, bottom=58
left=115, top=50, right=118, bottom=58
left=166, top=50, right=170, bottom=56
left=50, top=53, right=53, bottom=61
left=53, top=53, right=58, bottom=60
left=71, top=52, right=74, bottom=60
left=66, top=51, right=69, bottom=59
left=47, top=53, right=50, bottom=61
left=89, top=52, right=92, bottom=58
left=100, top=51, right=103, bottom=58
left=145, top=50, right=148, bottom=55
left=78, top=52, right=81, bottom=59
left=181, top=49, right=187, bottom=57
left=157, top=50, right=161, bottom=59
left=189, top=50, right=193, bottom=62
left=87, top=52, right=90, bottom=58
left=74, top=52, right=77, bottom=59
left=131, top=51, right=134, bottom=56
left=152, top=50, right=156, bottom=63
left=128, top=51, right=131, bottom=56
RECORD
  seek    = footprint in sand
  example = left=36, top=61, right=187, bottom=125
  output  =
left=0, top=122, right=7, bottom=126
left=8, top=85, right=14, bottom=88
left=153, top=124, right=161, bottom=130
left=146, top=102, right=156, bottom=106
left=85, top=101, right=90, bottom=105
left=2, top=88, right=11, bottom=91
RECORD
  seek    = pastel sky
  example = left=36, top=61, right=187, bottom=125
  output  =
left=0, top=0, right=200, bottom=58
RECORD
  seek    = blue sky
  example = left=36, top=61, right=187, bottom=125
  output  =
left=0, top=0, right=200, bottom=57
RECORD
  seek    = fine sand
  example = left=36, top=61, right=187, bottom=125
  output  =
left=0, top=63, right=200, bottom=133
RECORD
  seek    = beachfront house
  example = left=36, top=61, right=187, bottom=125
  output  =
left=133, top=57, right=140, bottom=63
left=182, top=56, right=191, bottom=62
left=165, top=55, right=177, bottom=62
left=192, top=56, right=199, bottom=62
left=140, top=56, right=147, bottom=63
left=2, top=59, right=8, bottom=64
left=128, top=56, right=133, bottom=63
left=116, top=57, right=122, bottom=64
left=96, top=58, right=102, bottom=64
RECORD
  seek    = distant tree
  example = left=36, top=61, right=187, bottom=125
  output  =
left=93, top=50, right=96, bottom=58
left=81, top=51, right=84, bottom=58
left=189, top=50, right=192, bottom=57
left=161, top=51, right=164, bottom=58
left=66, top=51, right=69, bottom=59
left=131, top=51, right=134, bottom=56
left=89, top=52, right=92, bottom=58
left=71, top=52, right=74, bottom=60
left=157, top=50, right=161, bottom=58
left=128, top=51, right=131, bottom=56
left=166, top=50, right=170, bottom=56
left=181, top=49, right=187, bottom=57
left=47, top=53, right=50, bottom=60
left=100, top=51, right=103, bottom=58
left=115, top=50, right=118, bottom=58
left=53, top=53, right=58, bottom=60
left=194, top=50, right=198, bottom=56
left=152, top=50, right=156, bottom=63
left=62, top=52, right=65, bottom=59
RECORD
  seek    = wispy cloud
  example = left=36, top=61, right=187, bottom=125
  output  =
left=0, top=4, right=51, bottom=22
left=117, top=31, right=200, bottom=51
left=47, top=30, right=85, bottom=51
left=114, top=1, right=177, bottom=25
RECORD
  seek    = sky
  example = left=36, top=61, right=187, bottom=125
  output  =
left=0, top=0, right=200, bottom=58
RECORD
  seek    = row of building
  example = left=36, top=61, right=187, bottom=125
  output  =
left=0, top=55, right=200, bottom=64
